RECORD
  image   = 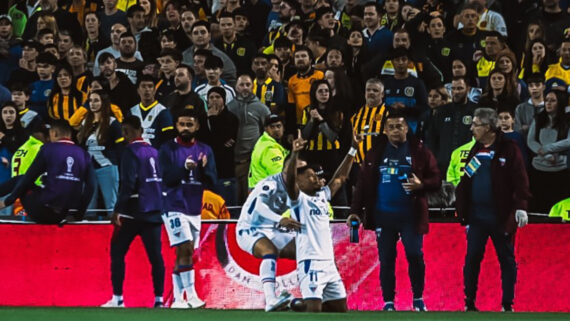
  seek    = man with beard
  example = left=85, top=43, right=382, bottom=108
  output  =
left=427, top=76, right=477, bottom=173
left=93, top=23, right=143, bottom=77
left=251, top=53, right=285, bottom=113
left=98, top=52, right=139, bottom=114
left=287, top=46, right=324, bottom=130
left=159, top=109, right=217, bottom=309
left=162, top=64, right=207, bottom=140
left=116, top=32, right=144, bottom=84
left=228, top=74, right=271, bottom=204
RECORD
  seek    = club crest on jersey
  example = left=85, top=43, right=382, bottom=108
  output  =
left=404, top=86, right=414, bottom=97
left=462, top=115, right=473, bottom=125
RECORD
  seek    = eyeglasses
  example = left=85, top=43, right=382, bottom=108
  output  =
left=471, top=122, right=486, bottom=127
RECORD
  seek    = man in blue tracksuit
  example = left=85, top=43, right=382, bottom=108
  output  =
left=102, top=116, right=165, bottom=308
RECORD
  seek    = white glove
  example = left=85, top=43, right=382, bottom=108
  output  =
left=515, top=210, right=528, bottom=228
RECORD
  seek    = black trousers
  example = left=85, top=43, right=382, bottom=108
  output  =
left=110, top=218, right=165, bottom=296
left=376, top=224, right=425, bottom=302
left=463, top=223, right=517, bottom=306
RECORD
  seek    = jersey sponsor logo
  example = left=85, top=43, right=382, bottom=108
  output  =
left=404, top=86, right=414, bottom=97
left=185, top=104, right=195, bottom=110
left=217, top=224, right=297, bottom=291
left=264, top=91, right=273, bottom=102
left=271, top=156, right=282, bottom=162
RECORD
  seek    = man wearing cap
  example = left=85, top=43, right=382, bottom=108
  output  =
left=249, top=113, right=288, bottom=189
left=0, top=15, right=21, bottom=85
left=7, top=39, right=39, bottom=87
left=203, top=87, right=239, bottom=205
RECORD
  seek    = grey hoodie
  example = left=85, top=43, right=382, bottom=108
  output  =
left=527, top=116, right=570, bottom=172
left=227, top=93, right=271, bottom=162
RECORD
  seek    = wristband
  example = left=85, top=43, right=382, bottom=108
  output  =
left=348, top=147, right=357, bottom=157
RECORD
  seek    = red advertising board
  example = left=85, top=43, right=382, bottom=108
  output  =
left=0, top=222, right=568, bottom=311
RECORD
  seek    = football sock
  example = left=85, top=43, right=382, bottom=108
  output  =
left=260, top=255, right=277, bottom=302
left=179, top=264, right=194, bottom=297
left=172, top=271, right=182, bottom=301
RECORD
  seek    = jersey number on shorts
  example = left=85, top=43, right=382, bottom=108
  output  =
left=169, top=217, right=181, bottom=229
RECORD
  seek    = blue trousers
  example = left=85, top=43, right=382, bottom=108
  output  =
left=88, top=165, right=119, bottom=217
left=376, top=224, right=425, bottom=302
left=110, top=218, right=165, bottom=296
left=464, top=223, right=517, bottom=306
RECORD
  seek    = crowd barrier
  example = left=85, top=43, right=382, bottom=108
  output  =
left=0, top=222, right=568, bottom=311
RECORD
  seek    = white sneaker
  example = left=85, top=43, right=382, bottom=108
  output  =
left=101, top=298, right=124, bottom=308
left=265, top=291, right=291, bottom=312
left=170, top=300, right=191, bottom=309
left=187, top=296, right=206, bottom=309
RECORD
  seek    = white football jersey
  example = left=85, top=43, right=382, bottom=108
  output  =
left=238, top=173, right=289, bottom=228
left=290, top=186, right=335, bottom=262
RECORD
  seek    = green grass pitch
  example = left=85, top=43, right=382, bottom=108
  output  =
left=0, top=308, right=568, bottom=321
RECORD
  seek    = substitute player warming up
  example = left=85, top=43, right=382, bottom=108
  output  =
left=159, top=109, right=217, bottom=308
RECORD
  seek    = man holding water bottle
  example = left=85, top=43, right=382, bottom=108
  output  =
left=347, top=109, right=441, bottom=312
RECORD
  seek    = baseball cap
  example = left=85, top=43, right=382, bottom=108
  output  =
left=0, top=15, right=12, bottom=24
left=264, top=114, right=284, bottom=126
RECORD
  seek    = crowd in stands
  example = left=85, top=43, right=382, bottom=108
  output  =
left=0, top=0, right=569, bottom=219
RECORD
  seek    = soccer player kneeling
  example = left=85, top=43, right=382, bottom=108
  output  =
left=285, top=131, right=361, bottom=312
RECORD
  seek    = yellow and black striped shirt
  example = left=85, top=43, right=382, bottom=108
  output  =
left=350, top=104, right=387, bottom=163
left=75, top=73, right=90, bottom=95
left=48, top=92, right=87, bottom=121
left=302, top=108, right=341, bottom=151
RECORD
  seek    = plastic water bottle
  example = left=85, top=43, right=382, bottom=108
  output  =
left=350, top=219, right=359, bottom=243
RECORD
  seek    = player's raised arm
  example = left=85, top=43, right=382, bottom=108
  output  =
left=328, top=131, right=363, bottom=197
left=285, top=130, right=306, bottom=201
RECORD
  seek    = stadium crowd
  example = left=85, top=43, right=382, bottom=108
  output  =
left=0, top=0, right=569, bottom=220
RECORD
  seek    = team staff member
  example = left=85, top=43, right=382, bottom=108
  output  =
left=160, top=109, right=217, bottom=309
left=102, top=116, right=165, bottom=308
left=348, top=110, right=441, bottom=312
left=0, top=120, right=96, bottom=224
left=456, top=108, right=531, bottom=312
left=248, top=114, right=288, bottom=190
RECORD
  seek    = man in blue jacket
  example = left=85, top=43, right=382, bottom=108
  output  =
left=101, top=116, right=165, bottom=308
left=456, top=108, right=531, bottom=312
left=159, top=109, right=217, bottom=309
